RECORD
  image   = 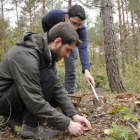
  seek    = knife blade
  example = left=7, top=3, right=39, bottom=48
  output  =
left=90, top=82, right=99, bottom=101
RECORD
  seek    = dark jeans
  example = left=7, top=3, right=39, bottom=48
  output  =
left=0, top=67, right=56, bottom=127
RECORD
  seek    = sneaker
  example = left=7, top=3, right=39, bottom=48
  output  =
left=0, top=116, right=21, bottom=135
left=20, top=123, right=57, bottom=139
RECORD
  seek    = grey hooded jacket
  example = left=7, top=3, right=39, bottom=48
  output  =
left=0, top=32, right=78, bottom=131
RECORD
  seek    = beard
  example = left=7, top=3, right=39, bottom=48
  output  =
left=51, top=45, right=62, bottom=62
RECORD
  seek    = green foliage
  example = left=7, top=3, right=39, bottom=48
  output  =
left=15, top=125, right=21, bottom=135
left=116, top=105, right=134, bottom=117
left=75, top=65, right=90, bottom=91
left=87, top=15, right=103, bottom=46
left=109, top=104, right=136, bottom=121
left=103, top=122, right=132, bottom=140
left=103, top=137, right=115, bottom=140
left=56, top=106, right=61, bottom=112
left=93, top=73, right=107, bottom=88
left=122, top=61, right=140, bottom=93
left=57, top=56, right=109, bottom=92
left=0, top=46, right=5, bottom=61
left=57, top=67, right=65, bottom=86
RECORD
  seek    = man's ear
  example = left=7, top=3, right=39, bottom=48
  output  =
left=65, top=14, right=69, bottom=21
left=54, top=38, right=62, bottom=47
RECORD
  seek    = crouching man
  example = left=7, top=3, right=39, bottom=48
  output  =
left=0, top=22, right=91, bottom=139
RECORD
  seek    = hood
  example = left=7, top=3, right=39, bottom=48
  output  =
left=16, top=32, right=52, bottom=67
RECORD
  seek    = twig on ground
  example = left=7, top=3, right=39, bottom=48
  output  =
left=0, top=126, right=5, bottom=131
left=127, top=122, right=137, bottom=133
left=93, top=113, right=108, bottom=117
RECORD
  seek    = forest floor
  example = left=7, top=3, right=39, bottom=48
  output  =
left=0, top=88, right=140, bottom=140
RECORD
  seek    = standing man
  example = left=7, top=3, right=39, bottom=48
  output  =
left=42, top=5, right=95, bottom=94
left=0, top=23, right=91, bottom=139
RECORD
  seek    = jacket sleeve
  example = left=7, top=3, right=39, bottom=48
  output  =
left=51, top=67, right=78, bottom=117
left=9, top=50, right=70, bottom=131
left=77, top=25, right=90, bottom=73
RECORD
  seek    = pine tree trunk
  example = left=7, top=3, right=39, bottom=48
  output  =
left=29, top=0, right=33, bottom=32
left=68, top=0, right=71, bottom=9
left=1, top=0, right=7, bottom=53
left=42, top=0, right=45, bottom=15
left=34, top=1, right=37, bottom=33
left=52, top=0, right=53, bottom=9
left=100, top=0, right=105, bottom=65
left=121, top=0, right=128, bottom=64
left=137, top=8, right=140, bottom=60
left=130, top=0, right=138, bottom=61
left=117, top=0, right=125, bottom=76
left=92, top=48, right=95, bottom=65
left=101, top=0, right=125, bottom=93
left=15, top=1, right=20, bottom=36
left=125, top=0, right=133, bottom=64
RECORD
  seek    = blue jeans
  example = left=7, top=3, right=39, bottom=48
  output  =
left=64, top=46, right=78, bottom=94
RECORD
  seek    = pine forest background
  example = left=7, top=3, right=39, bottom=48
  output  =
left=0, top=0, right=140, bottom=94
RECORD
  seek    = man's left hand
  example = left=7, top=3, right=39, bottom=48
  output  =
left=84, top=69, right=95, bottom=87
left=72, top=114, right=92, bottom=130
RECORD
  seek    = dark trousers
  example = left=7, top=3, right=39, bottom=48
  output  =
left=0, top=67, right=56, bottom=127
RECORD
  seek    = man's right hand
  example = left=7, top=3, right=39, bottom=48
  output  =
left=67, top=121, right=85, bottom=136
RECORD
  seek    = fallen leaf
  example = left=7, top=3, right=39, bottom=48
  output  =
left=97, top=106, right=104, bottom=111
left=104, top=129, right=110, bottom=135
left=9, top=134, right=14, bottom=139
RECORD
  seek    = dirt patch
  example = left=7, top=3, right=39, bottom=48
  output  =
left=0, top=88, right=139, bottom=139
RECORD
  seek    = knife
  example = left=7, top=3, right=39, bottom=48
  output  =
left=90, top=82, right=99, bottom=101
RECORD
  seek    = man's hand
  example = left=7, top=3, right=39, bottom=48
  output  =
left=84, top=69, right=95, bottom=87
left=72, top=114, right=91, bottom=130
left=68, top=121, right=85, bottom=136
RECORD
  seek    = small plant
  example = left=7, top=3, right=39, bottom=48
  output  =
left=15, top=125, right=21, bottom=135
left=103, top=122, right=132, bottom=140
left=109, top=104, right=136, bottom=121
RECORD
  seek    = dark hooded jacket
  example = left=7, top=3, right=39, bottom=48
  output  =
left=0, top=32, right=78, bottom=131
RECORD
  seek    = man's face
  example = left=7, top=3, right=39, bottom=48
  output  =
left=51, top=42, right=76, bottom=62
left=69, top=16, right=83, bottom=30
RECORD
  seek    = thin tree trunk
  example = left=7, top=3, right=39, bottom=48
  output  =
left=101, top=30, right=105, bottom=64
left=117, top=0, right=125, bottom=76
left=68, top=0, right=72, bottom=10
left=101, top=0, right=125, bottom=93
left=15, top=1, right=20, bottom=36
left=101, top=0, right=105, bottom=65
left=29, top=0, right=33, bottom=32
left=121, top=0, right=128, bottom=64
left=136, top=8, right=140, bottom=60
left=34, top=1, right=37, bottom=33
left=42, top=0, right=45, bottom=15
left=93, top=48, right=95, bottom=65
left=130, top=0, right=138, bottom=61
left=125, top=0, right=132, bottom=64
left=52, top=0, right=53, bottom=9
left=100, top=0, right=105, bottom=65
left=1, top=0, right=7, bottom=53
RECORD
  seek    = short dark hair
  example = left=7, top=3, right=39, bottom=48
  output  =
left=48, top=22, right=82, bottom=46
left=67, top=5, right=86, bottom=21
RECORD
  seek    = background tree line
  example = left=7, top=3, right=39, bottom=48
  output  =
left=0, top=0, right=140, bottom=93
